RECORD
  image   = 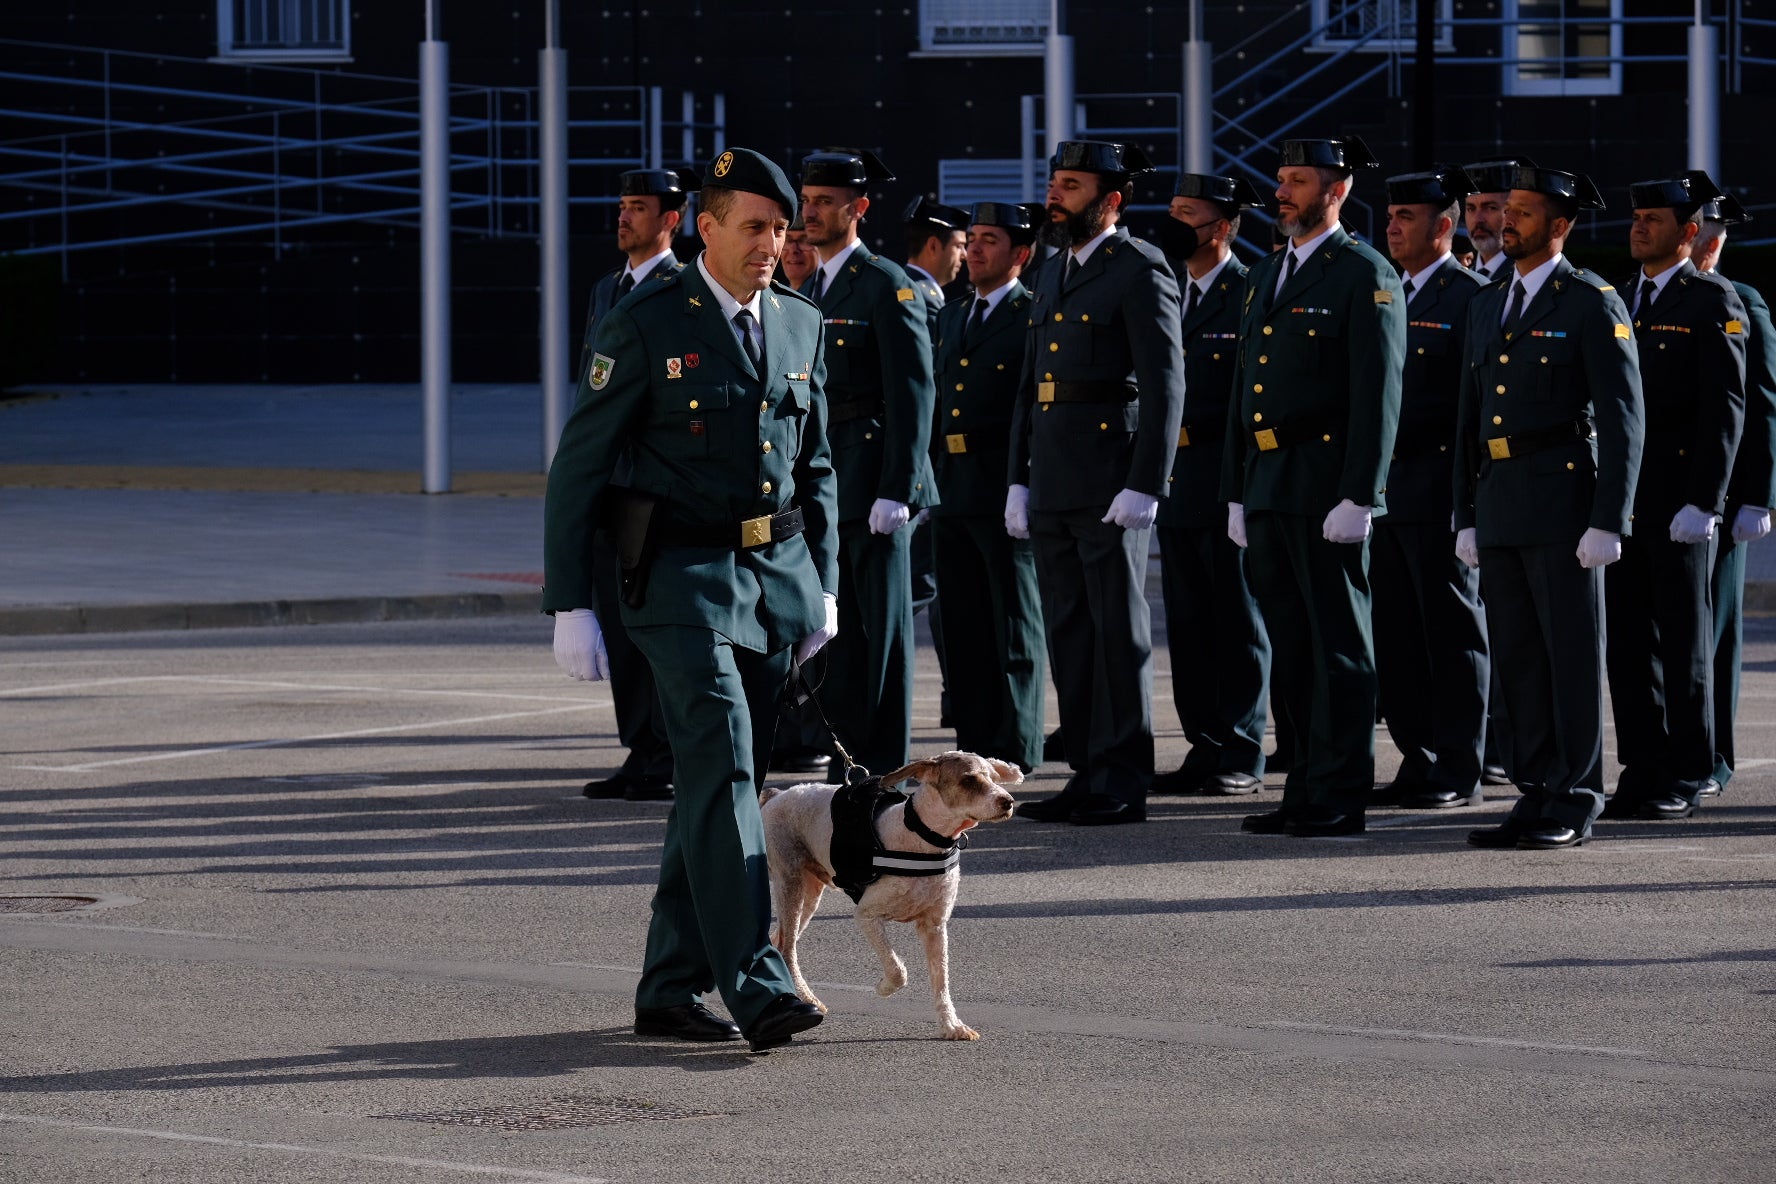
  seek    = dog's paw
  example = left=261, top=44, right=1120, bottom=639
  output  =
left=941, top=1023, right=981, bottom=1041
left=876, top=956, right=907, bottom=997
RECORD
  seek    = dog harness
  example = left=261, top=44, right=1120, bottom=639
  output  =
left=828, top=776, right=964, bottom=904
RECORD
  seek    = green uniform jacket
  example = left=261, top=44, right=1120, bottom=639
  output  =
left=1724, top=277, right=1776, bottom=512
left=1160, top=255, right=1247, bottom=529
left=932, top=282, right=1031, bottom=516
left=1453, top=257, right=1644, bottom=547
left=1009, top=226, right=1186, bottom=512
left=1621, top=260, right=1748, bottom=519
left=806, top=246, right=939, bottom=520
left=577, top=250, right=683, bottom=382
left=543, top=262, right=840, bottom=654
left=1221, top=227, right=1406, bottom=513
left=1384, top=256, right=1487, bottom=526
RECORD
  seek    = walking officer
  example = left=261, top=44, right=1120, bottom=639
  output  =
left=1221, top=135, right=1405, bottom=838
left=1008, top=139, right=1186, bottom=826
left=1693, top=195, right=1776, bottom=796
left=1600, top=171, right=1748, bottom=822
left=577, top=167, right=695, bottom=802
left=545, top=147, right=836, bottom=1052
left=1372, top=165, right=1491, bottom=810
left=1455, top=164, right=1644, bottom=851
left=798, top=147, right=938, bottom=780
left=930, top=201, right=1046, bottom=770
left=1151, top=172, right=1271, bottom=797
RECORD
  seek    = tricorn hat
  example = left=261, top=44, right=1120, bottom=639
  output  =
left=1700, top=193, right=1752, bottom=225
left=799, top=147, right=896, bottom=188
left=1385, top=165, right=1479, bottom=208
left=1463, top=156, right=1537, bottom=194
left=1628, top=170, right=1726, bottom=213
left=1173, top=173, right=1267, bottom=213
left=968, top=200, right=1042, bottom=242
left=1048, top=140, right=1157, bottom=178
left=1279, top=135, right=1380, bottom=173
left=1507, top=164, right=1607, bottom=211
left=902, top=195, right=970, bottom=231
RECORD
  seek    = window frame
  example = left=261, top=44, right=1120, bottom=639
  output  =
left=1309, top=0, right=1456, bottom=54
left=216, top=0, right=353, bottom=63
left=1500, top=0, right=1623, bottom=97
left=914, top=0, right=1049, bottom=58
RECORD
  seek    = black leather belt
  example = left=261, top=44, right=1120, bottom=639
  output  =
left=658, top=506, right=804, bottom=550
left=1486, top=418, right=1593, bottom=462
left=1035, top=380, right=1138, bottom=404
left=1252, top=415, right=1334, bottom=452
left=828, top=398, right=884, bottom=425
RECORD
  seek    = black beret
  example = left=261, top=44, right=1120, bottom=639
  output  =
left=799, top=147, right=895, bottom=187
left=1463, top=156, right=1537, bottom=194
left=1628, top=169, right=1725, bottom=213
left=1173, top=173, right=1265, bottom=211
left=902, top=196, right=970, bottom=230
left=1279, top=135, right=1380, bottom=172
left=1384, top=165, right=1478, bottom=208
left=1049, top=140, right=1156, bottom=177
left=618, top=168, right=700, bottom=200
left=1508, top=164, right=1607, bottom=211
left=1701, top=193, right=1752, bottom=225
left=703, top=147, right=798, bottom=219
left=968, top=201, right=1041, bottom=241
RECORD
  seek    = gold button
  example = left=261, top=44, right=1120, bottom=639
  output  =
left=1042, top=405, right=1051, bottom=412
left=1499, top=354, right=1509, bottom=364
left=1253, top=413, right=1264, bottom=423
left=1308, top=329, right=1317, bottom=337
left=1567, top=462, right=1576, bottom=470
left=1258, top=355, right=1268, bottom=364
left=761, top=441, right=772, bottom=454
left=1659, top=343, right=1667, bottom=351
left=1542, top=355, right=1550, bottom=363
left=1081, top=314, right=1090, bottom=322
left=761, top=481, right=772, bottom=493
left=1496, top=385, right=1506, bottom=394
left=864, top=432, right=873, bottom=440
left=1099, top=422, right=1108, bottom=430
left=760, top=401, right=769, bottom=412
left=1254, top=384, right=1263, bottom=393
left=1417, top=347, right=1425, bottom=355
left=960, top=358, right=970, bottom=367
left=836, top=338, right=845, bottom=346
left=1322, top=434, right=1332, bottom=442
left=1492, top=415, right=1503, bottom=425
left=688, top=399, right=700, bottom=410
left=1678, top=448, right=1687, bottom=456
left=1049, top=342, right=1059, bottom=352
left=1439, top=444, right=1448, bottom=453
left=951, top=408, right=961, bottom=417
left=997, top=363, right=1006, bottom=370
left=1263, top=325, right=1274, bottom=336
left=955, top=383, right=965, bottom=391
left=1054, top=313, right=1064, bottom=322
left=1044, top=372, right=1053, bottom=381
left=1212, top=353, right=1221, bottom=360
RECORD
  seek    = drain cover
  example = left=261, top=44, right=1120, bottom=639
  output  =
left=0, top=896, right=101, bottom=913
left=374, top=1097, right=722, bottom=1131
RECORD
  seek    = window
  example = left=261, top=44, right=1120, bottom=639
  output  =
left=1503, top=0, right=1621, bottom=96
left=918, top=0, right=1048, bottom=56
left=217, top=0, right=351, bottom=61
left=1312, top=0, right=1454, bottom=52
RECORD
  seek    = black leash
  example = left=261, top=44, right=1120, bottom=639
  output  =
left=784, top=655, right=872, bottom=786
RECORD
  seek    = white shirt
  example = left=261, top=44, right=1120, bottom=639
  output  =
left=813, top=238, right=867, bottom=295
left=696, top=252, right=766, bottom=359
left=1401, top=252, right=1453, bottom=301
left=1184, top=252, right=1234, bottom=302
left=1068, top=224, right=1119, bottom=271
left=968, top=278, right=1019, bottom=323
left=625, top=246, right=675, bottom=287
left=1633, top=259, right=1684, bottom=315
left=1275, top=223, right=1340, bottom=300
left=1501, top=252, right=1564, bottom=325
left=1475, top=251, right=1506, bottom=281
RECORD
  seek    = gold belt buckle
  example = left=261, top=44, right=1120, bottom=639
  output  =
left=945, top=433, right=968, bottom=454
left=1177, top=426, right=1192, bottom=448
left=1254, top=428, right=1278, bottom=452
left=740, top=514, right=773, bottom=548
left=1036, top=381, right=1056, bottom=403
left=1487, top=437, right=1512, bottom=461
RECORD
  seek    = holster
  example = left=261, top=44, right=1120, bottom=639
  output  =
left=607, top=486, right=660, bottom=609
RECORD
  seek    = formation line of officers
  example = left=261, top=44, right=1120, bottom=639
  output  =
left=539, top=140, right=1772, bottom=1047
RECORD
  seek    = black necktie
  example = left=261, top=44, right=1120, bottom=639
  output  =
left=734, top=309, right=761, bottom=370
left=1184, top=281, right=1201, bottom=320
left=1402, top=277, right=1416, bottom=302
left=1503, top=280, right=1526, bottom=337
left=1639, top=278, right=1658, bottom=317
left=965, top=297, right=989, bottom=345
left=615, top=271, right=635, bottom=301
left=1065, top=253, right=1079, bottom=284
left=1273, top=250, right=1298, bottom=307
left=810, top=268, right=825, bottom=303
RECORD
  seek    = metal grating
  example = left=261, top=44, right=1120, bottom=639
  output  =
left=0, top=895, right=101, bottom=913
left=374, top=1096, right=723, bottom=1131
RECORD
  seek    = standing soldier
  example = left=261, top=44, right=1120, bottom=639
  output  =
left=777, top=210, right=819, bottom=290
left=902, top=196, right=970, bottom=313
left=1600, top=171, right=1747, bottom=822
left=1372, top=166, right=1491, bottom=810
left=546, top=147, right=835, bottom=1051
left=930, top=202, right=1046, bottom=770
left=798, top=148, right=938, bottom=780
left=1222, top=136, right=1405, bottom=839
left=1151, top=172, right=1271, bottom=797
left=577, top=167, right=695, bottom=802
left=1008, top=140, right=1185, bottom=826
left=1461, top=158, right=1528, bottom=284
left=1693, top=195, right=1776, bottom=797
left=1455, top=164, right=1643, bottom=851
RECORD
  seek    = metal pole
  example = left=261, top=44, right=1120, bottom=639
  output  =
left=1020, top=94, right=1036, bottom=200
left=1413, top=0, right=1436, bottom=164
left=648, top=85, right=664, bottom=168
left=1044, top=0, right=1075, bottom=154
left=682, top=90, right=695, bottom=164
left=1689, top=3, right=1720, bottom=178
left=540, top=0, right=570, bottom=468
left=1181, top=0, right=1212, bottom=174
left=421, top=2, right=452, bottom=494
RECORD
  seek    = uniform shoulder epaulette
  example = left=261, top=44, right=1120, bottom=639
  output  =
left=1344, top=235, right=1395, bottom=276
left=628, top=268, right=683, bottom=305
left=1567, top=268, right=1616, bottom=294
left=1120, top=234, right=1170, bottom=266
left=1449, top=262, right=1487, bottom=288
left=1689, top=269, right=1738, bottom=296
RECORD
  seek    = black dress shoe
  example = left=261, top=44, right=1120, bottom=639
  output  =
left=1402, top=787, right=1483, bottom=809
left=1516, top=823, right=1585, bottom=850
left=1697, top=778, right=1722, bottom=799
left=745, top=994, right=823, bottom=1052
left=1070, top=797, right=1145, bottom=825
left=623, top=776, right=674, bottom=802
left=1640, top=792, right=1696, bottom=820
left=1016, top=793, right=1082, bottom=822
left=1241, top=809, right=1294, bottom=834
left=1466, top=824, right=1520, bottom=849
left=634, top=1002, right=742, bottom=1042
left=1042, top=728, right=1065, bottom=762
left=1290, top=811, right=1365, bottom=837
left=1207, top=772, right=1262, bottom=795
left=771, top=747, right=832, bottom=775
left=583, top=773, right=631, bottom=800
left=1480, top=764, right=1512, bottom=786
left=1150, top=766, right=1208, bottom=795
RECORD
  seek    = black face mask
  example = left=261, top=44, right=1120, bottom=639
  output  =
left=1154, top=215, right=1222, bottom=260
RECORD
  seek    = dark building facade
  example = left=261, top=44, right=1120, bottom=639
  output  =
left=2, top=1, right=1771, bottom=382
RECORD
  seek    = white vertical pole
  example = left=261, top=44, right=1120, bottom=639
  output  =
left=1044, top=0, right=1075, bottom=154
left=540, top=0, right=570, bottom=468
left=1182, top=0, right=1212, bottom=175
left=421, top=1, right=452, bottom=493
left=1688, top=5, right=1720, bottom=179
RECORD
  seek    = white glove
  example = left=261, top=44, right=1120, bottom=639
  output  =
left=868, top=498, right=911, bottom=535
left=1227, top=502, right=1248, bottom=549
left=1669, top=504, right=1718, bottom=544
left=795, top=592, right=839, bottom=665
left=552, top=608, right=609, bottom=681
left=1576, top=527, right=1623, bottom=569
left=1005, top=484, right=1031, bottom=540
left=1455, top=527, right=1480, bottom=570
left=1322, top=498, right=1373, bottom=544
left=1732, top=505, right=1772, bottom=543
left=1102, top=488, right=1160, bottom=531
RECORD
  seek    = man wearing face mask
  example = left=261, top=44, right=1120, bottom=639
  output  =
left=1150, top=173, right=1271, bottom=798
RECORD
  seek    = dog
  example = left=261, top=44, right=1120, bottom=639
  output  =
left=759, top=750, right=1021, bottom=1041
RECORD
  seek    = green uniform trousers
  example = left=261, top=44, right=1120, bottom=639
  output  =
left=589, top=532, right=673, bottom=780
left=1711, top=535, right=1748, bottom=788
left=823, top=520, right=914, bottom=781
left=1244, top=510, right=1375, bottom=812
left=932, top=514, right=1045, bottom=770
left=626, top=624, right=797, bottom=1030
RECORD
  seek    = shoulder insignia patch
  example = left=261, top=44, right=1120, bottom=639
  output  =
left=1598, top=284, right=1615, bottom=292
left=1727, top=319, right=1746, bottom=335
left=1374, top=290, right=1393, bottom=305
left=1614, top=324, right=1632, bottom=340
left=589, top=353, right=615, bottom=390
left=897, top=288, right=915, bottom=302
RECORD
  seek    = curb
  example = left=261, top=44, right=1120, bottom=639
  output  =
left=0, top=592, right=540, bottom=637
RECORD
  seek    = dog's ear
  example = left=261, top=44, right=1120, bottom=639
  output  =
left=880, top=759, right=937, bottom=788
left=984, top=758, right=1024, bottom=786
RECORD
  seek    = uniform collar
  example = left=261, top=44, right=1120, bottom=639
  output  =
left=1186, top=252, right=1233, bottom=296
left=625, top=246, right=675, bottom=285
left=1068, top=223, right=1119, bottom=268
left=1501, top=252, right=1564, bottom=318
left=694, top=252, right=765, bottom=323
left=816, top=238, right=867, bottom=293
left=1284, top=223, right=1340, bottom=273
left=1635, top=258, right=1685, bottom=309
left=971, top=277, right=1019, bottom=320
left=1403, top=252, right=1453, bottom=296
